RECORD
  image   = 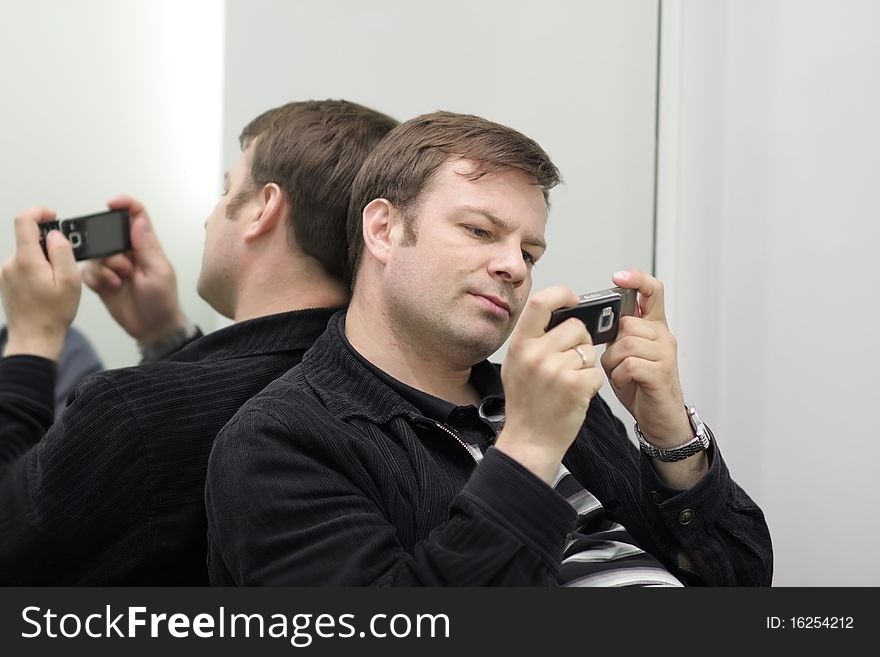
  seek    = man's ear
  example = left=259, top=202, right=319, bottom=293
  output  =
left=244, top=183, right=286, bottom=242
left=361, top=198, right=399, bottom=266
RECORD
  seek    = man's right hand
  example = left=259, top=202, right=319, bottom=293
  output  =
left=82, top=195, right=188, bottom=346
left=0, top=206, right=81, bottom=361
left=495, top=287, right=605, bottom=484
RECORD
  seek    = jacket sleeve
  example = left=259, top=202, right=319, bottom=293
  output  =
left=635, top=431, right=773, bottom=585
left=0, top=356, right=56, bottom=463
left=0, top=361, right=148, bottom=584
left=206, top=403, right=577, bottom=586
left=564, top=395, right=773, bottom=586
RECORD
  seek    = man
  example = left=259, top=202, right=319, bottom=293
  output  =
left=206, top=111, right=772, bottom=586
left=0, top=100, right=397, bottom=584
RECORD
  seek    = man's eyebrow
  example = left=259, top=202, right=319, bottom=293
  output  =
left=458, top=205, right=547, bottom=250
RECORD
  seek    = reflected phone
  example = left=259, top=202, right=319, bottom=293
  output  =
left=39, top=209, right=131, bottom=261
left=546, top=286, right=637, bottom=344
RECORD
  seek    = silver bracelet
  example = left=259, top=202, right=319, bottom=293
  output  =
left=634, top=404, right=711, bottom=462
left=137, top=317, right=198, bottom=363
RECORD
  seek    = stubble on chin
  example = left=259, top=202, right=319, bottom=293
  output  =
left=445, top=312, right=514, bottom=365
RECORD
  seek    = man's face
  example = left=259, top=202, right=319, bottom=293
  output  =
left=383, top=158, right=547, bottom=366
left=197, top=143, right=258, bottom=318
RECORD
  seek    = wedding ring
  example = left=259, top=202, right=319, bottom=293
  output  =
left=573, top=345, right=588, bottom=369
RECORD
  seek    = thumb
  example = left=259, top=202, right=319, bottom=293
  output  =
left=45, top=230, right=79, bottom=282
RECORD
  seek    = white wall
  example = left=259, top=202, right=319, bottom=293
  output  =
left=658, top=0, right=880, bottom=585
left=0, top=0, right=225, bottom=369
left=223, top=0, right=660, bottom=430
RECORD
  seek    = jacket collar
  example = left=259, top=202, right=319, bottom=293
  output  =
left=301, top=311, right=453, bottom=424
left=173, top=307, right=342, bottom=363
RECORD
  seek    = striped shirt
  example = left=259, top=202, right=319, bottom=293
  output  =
left=554, top=464, right=683, bottom=587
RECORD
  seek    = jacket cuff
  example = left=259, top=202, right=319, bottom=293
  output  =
left=640, top=427, right=732, bottom=546
left=459, top=447, right=577, bottom=569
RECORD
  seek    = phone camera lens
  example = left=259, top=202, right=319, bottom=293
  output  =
left=598, top=307, right=614, bottom=333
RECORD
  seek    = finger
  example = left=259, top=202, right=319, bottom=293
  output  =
left=81, top=262, right=100, bottom=291
left=45, top=230, right=79, bottom=281
left=99, top=253, right=135, bottom=278
left=13, top=206, right=56, bottom=254
left=539, top=343, right=599, bottom=384
left=542, top=316, right=591, bottom=352
left=585, top=367, right=605, bottom=397
left=612, top=269, right=667, bottom=324
left=607, top=355, right=659, bottom=390
left=564, top=366, right=605, bottom=401
left=514, top=286, right=580, bottom=338
left=82, top=259, right=107, bottom=289
left=82, top=262, right=123, bottom=292
left=614, top=315, right=660, bottom=342
left=14, top=205, right=57, bottom=225
left=131, top=212, right=161, bottom=252
left=106, top=194, right=146, bottom=217
left=97, top=265, right=123, bottom=290
left=601, top=335, right=663, bottom=373
left=569, top=343, right=597, bottom=371
left=108, top=195, right=166, bottom=259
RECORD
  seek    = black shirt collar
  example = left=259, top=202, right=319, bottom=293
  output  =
left=334, top=314, right=506, bottom=434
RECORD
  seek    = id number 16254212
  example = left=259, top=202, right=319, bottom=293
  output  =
left=765, top=616, right=854, bottom=630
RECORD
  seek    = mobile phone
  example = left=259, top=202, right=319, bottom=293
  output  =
left=546, top=286, right=638, bottom=344
left=38, top=209, right=132, bottom=261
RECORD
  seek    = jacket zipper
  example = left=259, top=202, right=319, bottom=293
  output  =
left=431, top=420, right=482, bottom=464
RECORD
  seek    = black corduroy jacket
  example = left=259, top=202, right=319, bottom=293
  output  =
left=206, top=312, right=773, bottom=586
left=0, top=308, right=338, bottom=584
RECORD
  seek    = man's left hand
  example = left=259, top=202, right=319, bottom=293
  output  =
left=600, top=269, right=692, bottom=448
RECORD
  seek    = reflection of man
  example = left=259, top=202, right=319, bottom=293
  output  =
left=0, top=325, right=102, bottom=419
left=206, top=111, right=772, bottom=586
left=0, top=100, right=397, bottom=584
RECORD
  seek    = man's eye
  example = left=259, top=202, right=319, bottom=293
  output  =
left=522, top=251, right=537, bottom=266
left=467, top=225, right=489, bottom=238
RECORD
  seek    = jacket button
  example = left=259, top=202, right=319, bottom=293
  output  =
left=678, top=509, right=696, bottom=525
left=650, top=490, right=663, bottom=506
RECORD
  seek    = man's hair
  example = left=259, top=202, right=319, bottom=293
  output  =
left=345, top=111, right=561, bottom=285
left=237, top=100, right=398, bottom=283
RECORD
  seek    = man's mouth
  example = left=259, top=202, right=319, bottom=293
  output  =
left=471, top=292, right=511, bottom=315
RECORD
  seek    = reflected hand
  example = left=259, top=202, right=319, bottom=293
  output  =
left=82, top=195, right=187, bottom=346
left=0, top=206, right=81, bottom=360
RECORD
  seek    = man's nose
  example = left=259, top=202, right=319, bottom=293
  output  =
left=489, top=242, right=527, bottom=286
